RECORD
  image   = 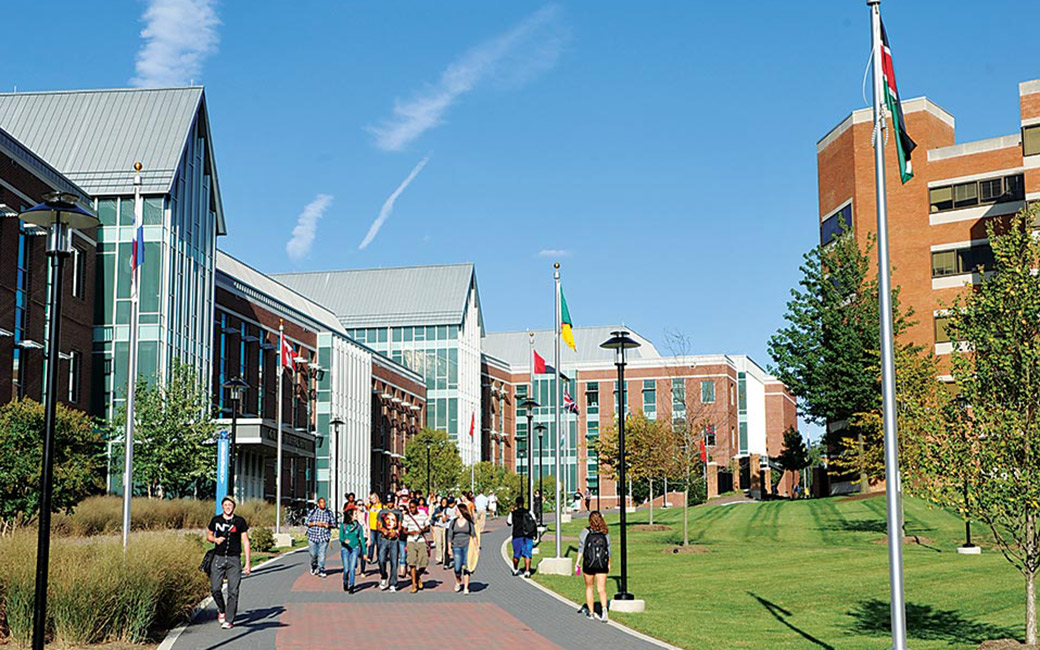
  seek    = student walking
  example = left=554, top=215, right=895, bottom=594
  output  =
left=339, top=508, right=366, bottom=593
left=206, top=497, right=251, bottom=630
left=576, top=511, right=612, bottom=622
left=506, top=496, right=537, bottom=578
left=474, top=491, right=489, bottom=533
left=488, top=491, right=498, bottom=519
left=305, top=497, right=335, bottom=578
left=402, top=499, right=431, bottom=593
left=396, top=492, right=410, bottom=580
left=377, top=493, right=403, bottom=591
left=431, top=496, right=450, bottom=567
left=450, top=495, right=478, bottom=594
left=366, top=492, right=381, bottom=565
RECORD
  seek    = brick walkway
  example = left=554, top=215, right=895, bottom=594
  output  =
left=167, top=518, right=666, bottom=650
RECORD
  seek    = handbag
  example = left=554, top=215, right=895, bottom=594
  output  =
left=199, top=548, right=215, bottom=574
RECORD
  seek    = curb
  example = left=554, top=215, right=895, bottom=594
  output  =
left=156, top=545, right=306, bottom=650
left=497, top=538, right=682, bottom=650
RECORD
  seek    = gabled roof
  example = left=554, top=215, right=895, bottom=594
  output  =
left=0, top=86, right=225, bottom=233
left=0, top=125, right=91, bottom=212
left=273, top=263, right=482, bottom=330
left=481, top=326, right=662, bottom=369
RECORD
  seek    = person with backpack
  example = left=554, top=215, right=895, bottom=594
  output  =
left=506, top=496, right=537, bottom=578
left=206, top=497, right=251, bottom=630
left=339, top=507, right=366, bottom=593
left=377, top=492, right=403, bottom=591
left=576, top=510, right=611, bottom=622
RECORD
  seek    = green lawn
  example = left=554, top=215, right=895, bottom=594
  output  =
left=533, top=496, right=1023, bottom=650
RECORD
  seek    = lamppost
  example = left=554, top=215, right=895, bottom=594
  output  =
left=222, top=377, right=249, bottom=498
left=600, top=330, right=641, bottom=606
left=953, top=395, right=977, bottom=553
left=330, top=417, right=344, bottom=511
left=519, top=397, right=538, bottom=506
left=423, top=437, right=433, bottom=497
left=18, top=192, right=99, bottom=650
left=535, top=423, right=547, bottom=527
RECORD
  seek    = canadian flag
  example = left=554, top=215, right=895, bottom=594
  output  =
left=280, top=331, right=297, bottom=371
left=533, top=349, right=547, bottom=374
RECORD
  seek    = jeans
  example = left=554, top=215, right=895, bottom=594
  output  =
left=377, top=537, right=399, bottom=588
left=368, top=529, right=379, bottom=562
left=432, top=525, right=446, bottom=564
left=308, top=539, right=329, bottom=572
left=210, top=555, right=242, bottom=623
left=452, top=544, right=469, bottom=577
left=397, top=538, right=406, bottom=571
left=341, top=544, right=361, bottom=588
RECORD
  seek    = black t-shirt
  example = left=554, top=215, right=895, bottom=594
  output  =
left=208, top=514, right=249, bottom=556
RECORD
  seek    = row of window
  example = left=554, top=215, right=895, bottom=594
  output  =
left=931, top=244, right=995, bottom=278
left=929, top=174, right=1024, bottom=213
left=346, top=325, right=461, bottom=346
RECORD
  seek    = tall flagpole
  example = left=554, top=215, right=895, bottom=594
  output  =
left=121, top=162, right=143, bottom=550
left=276, top=320, right=284, bottom=535
left=529, top=331, right=536, bottom=504
left=868, top=1, right=908, bottom=648
left=553, top=263, right=563, bottom=559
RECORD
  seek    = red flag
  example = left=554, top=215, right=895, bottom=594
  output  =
left=469, top=412, right=475, bottom=437
left=533, top=349, right=546, bottom=374
left=699, top=438, right=707, bottom=463
left=280, top=332, right=296, bottom=371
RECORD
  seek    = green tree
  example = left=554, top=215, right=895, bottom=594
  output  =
left=471, top=462, right=523, bottom=511
left=0, top=399, right=105, bottom=534
left=920, top=206, right=1040, bottom=644
left=113, top=359, right=216, bottom=498
left=598, top=413, right=672, bottom=524
left=768, top=230, right=917, bottom=492
left=773, top=427, right=810, bottom=495
left=402, top=429, right=462, bottom=494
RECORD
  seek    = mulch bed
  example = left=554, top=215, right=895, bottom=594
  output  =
left=977, top=640, right=1036, bottom=649
left=663, top=545, right=710, bottom=555
left=633, top=524, right=671, bottom=532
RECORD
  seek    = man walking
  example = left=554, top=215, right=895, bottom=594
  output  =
left=431, top=496, right=450, bottom=567
left=474, top=491, right=489, bottom=533
left=377, top=493, right=403, bottom=591
left=507, top=496, right=537, bottom=578
left=402, top=498, right=431, bottom=593
left=207, top=497, right=251, bottom=630
left=306, top=497, right=335, bottom=578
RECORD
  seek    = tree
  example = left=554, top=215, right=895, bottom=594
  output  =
left=919, top=206, right=1040, bottom=644
left=471, top=461, right=524, bottom=510
left=113, top=359, right=216, bottom=498
left=402, top=429, right=463, bottom=494
left=773, top=427, right=810, bottom=496
left=597, top=413, right=672, bottom=524
left=664, top=412, right=709, bottom=546
left=0, top=399, right=105, bottom=534
left=768, top=230, right=917, bottom=492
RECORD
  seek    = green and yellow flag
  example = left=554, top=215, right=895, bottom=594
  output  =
left=560, top=288, right=576, bottom=351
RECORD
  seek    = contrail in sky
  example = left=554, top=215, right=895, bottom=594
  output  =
left=359, top=157, right=430, bottom=250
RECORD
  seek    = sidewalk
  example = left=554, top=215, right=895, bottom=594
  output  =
left=167, top=518, right=668, bottom=650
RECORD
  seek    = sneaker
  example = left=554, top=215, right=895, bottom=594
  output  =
left=310, top=567, right=317, bottom=575
left=411, top=585, right=418, bottom=594
left=379, top=580, right=388, bottom=591
left=463, top=587, right=470, bottom=595
left=511, top=568, right=520, bottom=577
left=343, top=582, right=349, bottom=592
left=319, top=571, right=327, bottom=579
left=221, top=621, right=233, bottom=630
left=417, top=580, right=424, bottom=591
left=217, top=612, right=226, bottom=624
left=585, top=611, right=594, bottom=620
left=454, top=583, right=462, bottom=592
left=389, top=585, right=397, bottom=592
left=577, top=604, right=589, bottom=616
left=597, top=612, right=609, bottom=623
left=524, top=571, right=531, bottom=579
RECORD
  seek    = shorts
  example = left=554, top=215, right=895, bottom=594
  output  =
left=582, top=562, right=608, bottom=576
left=512, top=537, right=533, bottom=559
left=406, top=540, right=429, bottom=568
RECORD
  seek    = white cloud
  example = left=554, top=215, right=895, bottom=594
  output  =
left=286, top=194, right=334, bottom=262
left=359, top=157, right=430, bottom=250
left=368, top=5, right=566, bottom=151
left=131, top=0, right=220, bottom=88
left=538, top=249, right=571, bottom=258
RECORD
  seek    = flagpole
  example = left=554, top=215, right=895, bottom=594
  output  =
left=868, top=1, right=908, bottom=648
left=471, top=412, right=475, bottom=493
left=276, top=320, right=284, bottom=535
left=553, top=263, right=563, bottom=559
left=121, top=162, right=143, bottom=550
left=529, top=332, right=536, bottom=505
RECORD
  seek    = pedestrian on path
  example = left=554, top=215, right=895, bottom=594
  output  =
left=377, top=493, right=403, bottom=591
left=396, top=492, right=410, bottom=580
left=339, top=507, right=366, bottom=593
left=402, top=498, right=431, bottom=593
left=507, top=495, right=537, bottom=578
left=474, top=491, right=489, bottom=532
left=576, top=511, right=611, bottom=622
left=366, top=492, right=381, bottom=565
left=306, top=497, right=335, bottom=578
left=488, top=491, right=498, bottom=518
left=431, top=496, right=450, bottom=567
left=450, top=495, right=477, bottom=594
left=206, top=497, right=251, bottom=630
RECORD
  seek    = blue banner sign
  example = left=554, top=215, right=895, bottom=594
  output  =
left=215, top=430, right=230, bottom=515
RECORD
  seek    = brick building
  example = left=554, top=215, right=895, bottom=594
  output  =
left=0, top=126, right=94, bottom=413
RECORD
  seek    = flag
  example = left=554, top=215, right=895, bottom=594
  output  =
left=563, top=386, right=579, bottom=415
left=130, top=185, right=144, bottom=297
left=533, top=349, right=547, bottom=374
left=280, top=331, right=297, bottom=371
left=469, top=412, right=475, bottom=437
left=699, top=438, right=707, bottom=463
left=880, top=20, right=916, bottom=184
left=560, top=288, right=575, bottom=351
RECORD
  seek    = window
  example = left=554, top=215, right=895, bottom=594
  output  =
left=700, top=380, right=715, bottom=403
left=820, top=203, right=853, bottom=245
left=931, top=244, right=995, bottom=277
left=930, top=174, right=1024, bottom=213
left=1024, top=125, right=1040, bottom=157
left=672, top=380, right=686, bottom=413
left=67, top=351, right=81, bottom=403
left=704, top=424, right=716, bottom=446
left=934, top=316, right=952, bottom=344
left=585, top=382, right=599, bottom=413
left=642, top=380, right=656, bottom=419
left=71, top=247, right=85, bottom=299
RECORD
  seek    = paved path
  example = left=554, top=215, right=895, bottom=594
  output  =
left=168, top=518, right=667, bottom=650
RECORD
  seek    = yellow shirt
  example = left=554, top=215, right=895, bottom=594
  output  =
left=367, top=504, right=381, bottom=529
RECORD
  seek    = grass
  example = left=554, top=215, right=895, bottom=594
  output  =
left=533, top=495, right=1024, bottom=650
left=46, top=496, right=280, bottom=537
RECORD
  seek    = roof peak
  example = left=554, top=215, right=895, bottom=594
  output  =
left=0, top=86, right=204, bottom=98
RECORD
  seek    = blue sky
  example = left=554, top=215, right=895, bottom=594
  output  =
left=3, top=1, right=1038, bottom=378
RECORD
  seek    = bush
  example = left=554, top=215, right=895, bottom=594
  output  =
left=251, top=526, right=275, bottom=553
left=48, top=495, right=279, bottom=536
left=0, top=531, right=209, bottom=645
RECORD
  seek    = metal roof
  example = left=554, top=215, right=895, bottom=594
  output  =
left=0, top=86, right=225, bottom=233
left=272, top=264, right=482, bottom=330
left=0, top=125, right=91, bottom=209
left=481, top=326, right=662, bottom=369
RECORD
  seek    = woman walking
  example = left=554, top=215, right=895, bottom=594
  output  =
left=449, top=494, right=477, bottom=594
left=576, top=511, right=611, bottom=622
left=366, top=492, right=381, bottom=565
left=339, top=508, right=366, bottom=593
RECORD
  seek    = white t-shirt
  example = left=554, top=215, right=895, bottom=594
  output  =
left=475, top=493, right=489, bottom=512
left=402, top=509, right=430, bottom=543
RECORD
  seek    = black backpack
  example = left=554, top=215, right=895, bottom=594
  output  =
left=521, top=510, right=538, bottom=538
left=583, top=530, right=609, bottom=572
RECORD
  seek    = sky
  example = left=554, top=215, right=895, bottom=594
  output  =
left=2, top=1, right=1038, bottom=388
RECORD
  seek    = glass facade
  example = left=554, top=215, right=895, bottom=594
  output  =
left=737, top=372, right=748, bottom=454
left=512, top=374, right=579, bottom=494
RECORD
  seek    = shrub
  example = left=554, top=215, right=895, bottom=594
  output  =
left=47, top=495, right=279, bottom=537
left=251, top=526, right=275, bottom=553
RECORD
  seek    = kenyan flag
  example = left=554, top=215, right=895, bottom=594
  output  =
left=881, top=20, right=916, bottom=184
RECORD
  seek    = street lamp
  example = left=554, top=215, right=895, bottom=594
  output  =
left=330, top=417, right=344, bottom=510
left=18, top=192, right=99, bottom=650
left=423, top=437, right=433, bottom=497
left=519, top=397, right=538, bottom=506
left=222, top=377, right=249, bottom=498
left=535, top=423, right=547, bottom=527
left=600, top=329, right=641, bottom=605
left=953, top=395, right=977, bottom=553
